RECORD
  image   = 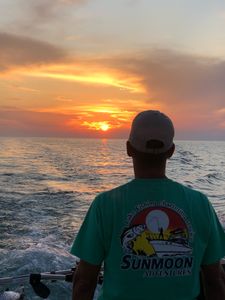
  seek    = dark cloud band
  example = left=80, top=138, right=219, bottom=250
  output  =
left=0, top=32, right=66, bottom=71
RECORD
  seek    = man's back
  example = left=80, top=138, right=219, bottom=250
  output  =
left=71, top=178, right=225, bottom=300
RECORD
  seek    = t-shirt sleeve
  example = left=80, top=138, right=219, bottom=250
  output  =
left=202, top=199, right=225, bottom=265
left=70, top=197, right=105, bottom=265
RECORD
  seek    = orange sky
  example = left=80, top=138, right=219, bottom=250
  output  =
left=0, top=1, right=225, bottom=140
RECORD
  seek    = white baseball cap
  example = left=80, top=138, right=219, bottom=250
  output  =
left=128, top=110, right=175, bottom=154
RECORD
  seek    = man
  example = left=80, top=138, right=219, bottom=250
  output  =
left=71, top=110, right=225, bottom=300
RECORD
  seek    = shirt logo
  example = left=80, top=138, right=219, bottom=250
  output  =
left=120, top=201, right=194, bottom=277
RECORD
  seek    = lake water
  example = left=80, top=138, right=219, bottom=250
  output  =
left=0, top=138, right=225, bottom=299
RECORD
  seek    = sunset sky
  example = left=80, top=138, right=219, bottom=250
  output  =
left=0, top=0, right=225, bottom=139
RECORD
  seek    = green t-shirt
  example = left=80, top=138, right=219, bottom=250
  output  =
left=70, top=178, right=225, bottom=300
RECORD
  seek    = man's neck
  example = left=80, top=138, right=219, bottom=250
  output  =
left=133, top=160, right=167, bottom=179
left=134, top=171, right=167, bottom=179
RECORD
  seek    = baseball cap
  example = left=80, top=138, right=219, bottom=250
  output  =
left=128, top=110, right=175, bottom=154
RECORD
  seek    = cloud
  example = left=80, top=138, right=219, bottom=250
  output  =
left=94, top=50, right=225, bottom=127
left=23, top=48, right=225, bottom=117
left=1, top=47, right=225, bottom=139
left=0, top=0, right=89, bottom=39
left=25, top=0, right=87, bottom=23
left=0, top=107, right=126, bottom=138
left=0, top=32, right=66, bottom=71
left=217, top=108, right=225, bottom=114
left=7, top=0, right=88, bottom=33
left=102, top=49, right=224, bottom=103
left=0, top=102, right=135, bottom=138
left=63, top=49, right=224, bottom=138
left=0, top=107, right=76, bottom=137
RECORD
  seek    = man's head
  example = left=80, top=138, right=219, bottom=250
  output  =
left=127, top=110, right=175, bottom=166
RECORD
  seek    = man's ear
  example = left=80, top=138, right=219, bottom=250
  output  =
left=126, top=141, right=133, bottom=157
left=167, top=143, right=175, bottom=158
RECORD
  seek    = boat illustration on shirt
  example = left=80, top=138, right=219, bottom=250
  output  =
left=150, top=240, right=192, bottom=257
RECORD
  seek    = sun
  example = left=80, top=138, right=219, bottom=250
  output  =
left=100, top=123, right=110, bottom=131
left=82, top=121, right=111, bottom=132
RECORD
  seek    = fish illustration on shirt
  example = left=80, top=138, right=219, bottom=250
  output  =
left=121, top=224, right=146, bottom=252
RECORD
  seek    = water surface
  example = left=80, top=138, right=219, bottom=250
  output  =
left=0, top=138, right=224, bottom=299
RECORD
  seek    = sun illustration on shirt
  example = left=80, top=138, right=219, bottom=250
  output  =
left=121, top=205, right=192, bottom=257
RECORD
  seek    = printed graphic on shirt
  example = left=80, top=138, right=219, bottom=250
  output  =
left=120, top=201, right=194, bottom=277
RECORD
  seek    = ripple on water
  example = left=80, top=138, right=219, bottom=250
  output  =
left=0, top=138, right=225, bottom=299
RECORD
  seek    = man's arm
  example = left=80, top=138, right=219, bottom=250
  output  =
left=72, top=260, right=101, bottom=300
left=201, top=261, right=225, bottom=300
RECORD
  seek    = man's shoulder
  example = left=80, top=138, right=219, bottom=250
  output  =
left=94, top=181, right=131, bottom=203
left=170, top=179, right=208, bottom=201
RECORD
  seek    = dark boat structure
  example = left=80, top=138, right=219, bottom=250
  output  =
left=0, top=260, right=224, bottom=299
